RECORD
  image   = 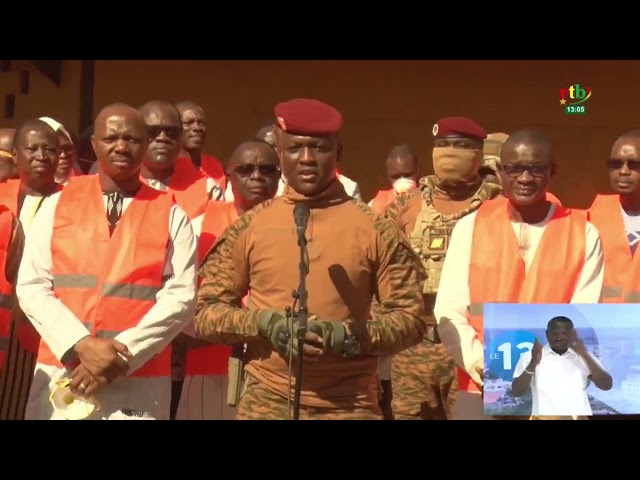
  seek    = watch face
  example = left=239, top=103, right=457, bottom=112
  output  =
left=344, top=337, right=360, bottom=356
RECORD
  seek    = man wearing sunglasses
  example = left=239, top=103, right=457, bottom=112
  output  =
left=588, top=131, right=640, bottom=304
left=138, top=100, right=222, bottom=419
left=585, top=131, right=640, bottom=421
left=194, top=98, right=427, bottom=420
left=434, top=128, right=604, bottom=420
left=139, top=101, right=223, bottom=220
left=176, top=138, right=280, bottom=420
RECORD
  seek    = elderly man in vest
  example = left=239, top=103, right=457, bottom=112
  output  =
left=379, top=117, right=501, bottom=420
left=17, top=103, right=197, bottom=420
left=176, top=138, right=281, bottom=420
left=434, top=128, right=603, bottom=420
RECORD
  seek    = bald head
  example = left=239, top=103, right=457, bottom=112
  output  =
left=13, top=119, right=58, bottom=149
left=176, top=101, right=206, bottom=151
left=139, top=100, right=181, bottom=121
left=501, top=129, right=554, bottom=164
left=0, top=128, right=15, bottom=153
left=94, top=103, right=146, bottom=132
left=91, top=103, right=149, bottom=182
left=255, top=119, right=276, bottom=146
left=175, top=100, right=201, bottom=113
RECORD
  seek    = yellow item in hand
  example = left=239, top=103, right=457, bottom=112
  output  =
left=49, top=379, right=100, bottom=420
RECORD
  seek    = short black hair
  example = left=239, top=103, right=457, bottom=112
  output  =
left=547, top=316, right=574, bottom=330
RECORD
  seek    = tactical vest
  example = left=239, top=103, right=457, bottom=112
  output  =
left=409, top=176, right=500, bottom=295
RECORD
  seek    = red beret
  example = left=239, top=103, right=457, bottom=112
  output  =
left=274, top=98, right=342, bottom=136
left=432, top=116, right=487, bottom=140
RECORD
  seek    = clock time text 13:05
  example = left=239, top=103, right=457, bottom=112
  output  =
left=564, top=105, right=586, bottom=115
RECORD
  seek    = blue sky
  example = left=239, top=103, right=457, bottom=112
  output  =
left=484, top=303, right=640, bottom=330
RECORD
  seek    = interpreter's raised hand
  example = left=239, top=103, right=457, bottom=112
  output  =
left=570, top=330, right=587, bottom=357
left=74, top=336, right=132, bottom=384
left=531, top=338, right=543, bottom=365
left=70, top=364, right=101, bottom=398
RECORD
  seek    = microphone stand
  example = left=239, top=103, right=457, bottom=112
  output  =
left=291, top=229, right=309, bottom=421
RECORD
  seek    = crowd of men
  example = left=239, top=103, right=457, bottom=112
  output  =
left=0, top=95, right=636, bottom=421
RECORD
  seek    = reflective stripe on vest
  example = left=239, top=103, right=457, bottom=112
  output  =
left=0, top=180, right=62, bottom=354
left=201, top=154, right=227, bottom=193
left=587, top=194, right=639, bottom=303
left=40, top=176, right=173, bottom=377
left=170, top=157, right=211, bottom=219
left=462, top=197, right=586, bottom=393
left=0, top=207, right=15, bottom=372
left=186, top=201, right=238, bottom=376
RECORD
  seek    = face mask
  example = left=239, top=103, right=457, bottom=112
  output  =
left=392, top=177, right=417, bottom=194
left=432, top=147, right=483, bottom=185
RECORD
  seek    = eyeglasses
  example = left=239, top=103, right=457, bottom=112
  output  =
left=500, top=164, right=550, bottom=178
left=606, top=159, right=640, bottom=171
left=233, top=164, right=280, bottom=176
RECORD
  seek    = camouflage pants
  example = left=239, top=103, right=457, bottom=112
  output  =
left=391, top=340, right=457, bottom=420
left=237, top=375, right=383, bottom=420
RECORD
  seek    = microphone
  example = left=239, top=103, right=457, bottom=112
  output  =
left=293, top=203, right=310, bottom=242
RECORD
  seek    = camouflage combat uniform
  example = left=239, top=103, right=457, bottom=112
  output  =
left=385, top=175, right=500, bottom=420
left=194, top=180, right=428, bottom=420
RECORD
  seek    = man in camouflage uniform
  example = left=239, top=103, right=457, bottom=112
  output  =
left=479, top=132, right=509, bottom=187
left=383, top=116, right=501, bottom=420
left=194, top=98, right=428, bottom=420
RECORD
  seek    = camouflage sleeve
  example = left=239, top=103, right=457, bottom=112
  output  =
left=193, top=205, right=267, bottom=344
left=384, top=189, right=419, bottom=233
left=351, top=203, right=428, bottom=356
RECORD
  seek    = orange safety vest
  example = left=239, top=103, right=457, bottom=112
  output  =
left=0, top=179, right=62, bottom=355
left=0, top=206, right=15, bottom=372
left=163, top=157, right=211, bottom=220
left=200, top=154, right=227, bottom=193
left=185, top=201, right=239, bottom=376
left=463, top=196, right=586, bottom=393
left=546, top=192, right=561, bottom=205
left=587, top=194, right=638, bottom=303
left=41, top=176, right=174, bottom=377
left=370, top=189, right=395, bottom=215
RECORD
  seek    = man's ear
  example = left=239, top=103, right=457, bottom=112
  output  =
left=549, top=162, right=557, bottom=179
left=11, top=148, right=17, bottom=166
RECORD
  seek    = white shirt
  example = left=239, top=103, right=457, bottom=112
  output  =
left=144, top=175, right=223, bottom=201
left=434, top=204, right=604, bottom=387
left=16, top=190, right=197, bottom=416
left=513, top=344, right=602, bottom=416
left=273, top=173, right=362, bottom=200
left=18, top=194, right=56, bottom=235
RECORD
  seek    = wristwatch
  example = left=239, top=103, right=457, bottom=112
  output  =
left=341, top=322, right=361, bottom=357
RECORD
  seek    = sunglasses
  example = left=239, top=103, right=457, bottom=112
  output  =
left=147, top=125, right=182, bottom=140
left=500, top=164, right=550, bottom=178
left=233, top=164, right=280, bottom=176
left=606, top=159, right=640, bottom=171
